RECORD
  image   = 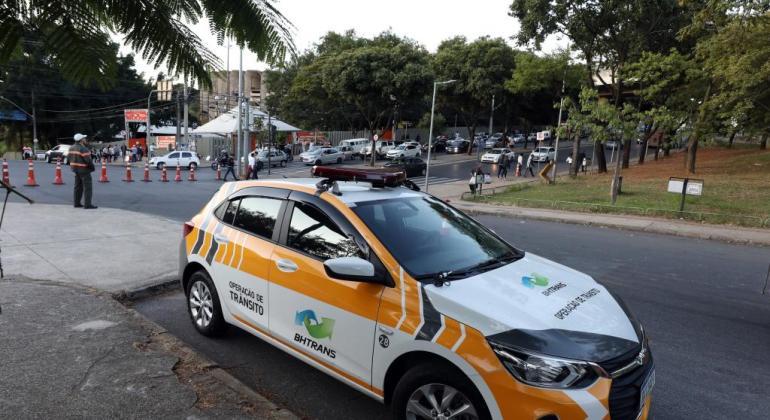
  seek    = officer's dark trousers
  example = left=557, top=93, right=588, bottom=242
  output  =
left=223, top=167, right=237, bottom=181
left=74, top=172, right=93, bottom=207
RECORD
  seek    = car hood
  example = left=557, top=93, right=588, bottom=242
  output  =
left=423, top=252, right=640, bottom=361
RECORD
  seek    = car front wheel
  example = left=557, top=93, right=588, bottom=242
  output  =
left=186, top=270, right=227, bottom=337
left=391, top=362, right=490, bottom=420
left=157, top=162, right=165, bottom=170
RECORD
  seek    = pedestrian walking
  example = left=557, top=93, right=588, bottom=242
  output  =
left=68, top=133, right=97, bottom=209
left=517, top=154, right=524, bottom=177
left=222, top=153, right=238, bottom=181
left=247, top=151, right=256, bottom=180
left=526, top=153, right=535, bottom=177
left=473, top=166, right=485, bottom=195
left=498, top=154, right=508, bottom=179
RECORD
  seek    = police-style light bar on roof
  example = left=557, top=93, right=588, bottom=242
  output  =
left=311, top=166, right=419, bottom=191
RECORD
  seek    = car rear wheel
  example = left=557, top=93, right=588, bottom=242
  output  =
left=280, top=160, right=287, bottom=167
left=315, top=159, right=322, bottom=166
left=391, top=362, right=490, bottom=420
left=336, top=157, right=342, bottom=164
left=189, top=162, right=198, bottom=170
left=186, top=270, right=227, bottom=337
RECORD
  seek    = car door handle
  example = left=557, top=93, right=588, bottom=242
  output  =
left=275, top=258, right=298, bottom=273
left=213, top=233, right=229, bottom=244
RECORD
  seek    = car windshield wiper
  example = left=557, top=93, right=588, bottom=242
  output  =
left=416, top=252, right=521, bottom=283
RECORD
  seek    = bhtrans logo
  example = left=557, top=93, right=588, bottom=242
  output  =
left=294, top=310, right=336, bottom=359
left=521, top=273, right=549, bottom=288
left=522, top=273, right=567, bottom=297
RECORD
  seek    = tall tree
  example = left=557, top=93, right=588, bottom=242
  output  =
left=0, top=0, right=295, bottom=88
left=433, top=37, right=516, bottom=155
left=510, top=0, right=691, bottom=172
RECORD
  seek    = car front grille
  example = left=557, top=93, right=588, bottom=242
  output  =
left=603, top=349, right=653, bottom=420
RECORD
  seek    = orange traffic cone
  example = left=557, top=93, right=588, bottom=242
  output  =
left=188, top=164, right=197, bottom=182
left=52, top=158, right=65, bottom=185
left=174, top=164, right=182, bottom=182
left=123, top=162, right=134, bottom=182
left=2, top=158, right=11, bottom=186
left=215, top=163, right=221, bottom=181
left=24, top=159, right=39, bottom=187
left=98, top=159, right=109, bottom=182
left=142, top=162, right=152, bottom=182
left=160, top=165, right=169, bottom=182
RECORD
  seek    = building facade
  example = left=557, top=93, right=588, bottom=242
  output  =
left=198, top=70, right=268, bottom=123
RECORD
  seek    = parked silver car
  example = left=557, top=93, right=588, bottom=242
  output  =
left=300, top=147, right=344, bottom=165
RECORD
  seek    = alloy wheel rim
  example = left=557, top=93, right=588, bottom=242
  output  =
left=189, top=280, right=213, bottom=328
left=406, top=383, right=478, bottom=420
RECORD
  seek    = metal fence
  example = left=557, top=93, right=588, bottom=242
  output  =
left=462, top=186, right=770, bottom=228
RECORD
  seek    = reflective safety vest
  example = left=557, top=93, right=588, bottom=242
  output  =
left=68, top=143, right=94, bottom=174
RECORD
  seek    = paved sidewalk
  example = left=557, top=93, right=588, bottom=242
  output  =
left=0, top=276, right=296, bottom=419
left=1, top=202, right=179, bottom=293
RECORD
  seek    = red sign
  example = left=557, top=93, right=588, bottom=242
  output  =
left=156, top=136, right=176, bottom=149
left=124, top=109, right=148, bottom=122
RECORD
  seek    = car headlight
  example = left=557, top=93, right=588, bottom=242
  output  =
left=488, top=341, right=599, bottom=389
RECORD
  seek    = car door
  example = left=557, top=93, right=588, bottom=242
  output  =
left=180, top=152, right=192, bottom=167
left=207, top=191, right=287, bottom=332
left=268, top=194, right=385, bottom=389
left=167, top=152, right=180, bottom=166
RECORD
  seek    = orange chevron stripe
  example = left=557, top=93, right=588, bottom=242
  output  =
left=435, top=317, right=463, bottom=349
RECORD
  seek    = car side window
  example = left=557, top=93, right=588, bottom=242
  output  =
left=221, top=199, right=239, bottom=225
left=287, top=202, right=362, bottom=260
left=232, top=196, right=282, bottom=239
left=168, top=152, right=180, bottom=159
left=182, top=152, right=192, bottom=158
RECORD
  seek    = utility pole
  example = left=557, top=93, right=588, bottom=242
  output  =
left=226, top=40, right=231, bottom=112
left=236, top=47, right=244, bottom=177
left=31, top=90, right=37, bottom=156
left=175, top=85, right=182, bottom=146
left=183, top=79, right=189, bottom=149
left=551, top=57, right=568, bottom=184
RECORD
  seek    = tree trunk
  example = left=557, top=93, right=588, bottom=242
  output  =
left=638, top=126, right=654, bottom=165
left=685, top=83, right=712, bottom=174
left=369, top=128, right=376, bottom=167
left=622, top=138, right=632, bottom=169
left=727, top=130, right=736, bottom=148
left=761, top=133, right=767, bottom=150
left=569, top=134, right=581, bottom=177
left=466, top=126, right=476, bottom=156
left=595, top=142, right=607, bottom=173
left=610, top=137, right=624, bottom=204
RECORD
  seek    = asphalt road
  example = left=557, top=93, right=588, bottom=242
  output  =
left=134, top=215, right=770, bottom=420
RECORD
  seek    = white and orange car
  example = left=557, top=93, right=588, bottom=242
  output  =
left=179, top=167, right=654, bottom=420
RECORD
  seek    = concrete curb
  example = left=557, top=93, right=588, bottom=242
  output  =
left=453, top=202, right=770, bottom=247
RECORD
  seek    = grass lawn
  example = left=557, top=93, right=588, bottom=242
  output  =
left=472, top=147, right=770, bottom=227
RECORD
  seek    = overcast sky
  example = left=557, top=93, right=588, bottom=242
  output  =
left=124, top=0, right=566, bottom=83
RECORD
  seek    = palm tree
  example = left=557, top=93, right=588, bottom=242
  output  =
left=0, top=1, right=295, bottom=88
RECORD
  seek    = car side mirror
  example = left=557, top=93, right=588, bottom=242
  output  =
left=324, top=257, right=382, bottom=284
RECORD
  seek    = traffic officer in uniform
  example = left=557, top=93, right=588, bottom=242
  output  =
left=68, top=133, right=97, bottom=209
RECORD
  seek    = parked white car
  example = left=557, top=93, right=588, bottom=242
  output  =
left=149, top=151, right=200, bottom=169
left=531, top=146, right=556, bottom=163
left=386, top=143, right=421, bottom=159
left=300, top=147, right=344, bottom=165
left=45, top=144, right=71, bottom=164
left=338, top=138, right=369, bottom=156
left=361, top=140, right=395, bottom=158
left=255, top=150, right=288, bottom=167
left=480, top=148, right=515, bottom=164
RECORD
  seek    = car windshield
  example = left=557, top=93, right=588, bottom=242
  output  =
left=448, top=140, right=464, bottom=146
left=488, top=150, right=502, bottom=154
left=536, top=148, right=549, bottom=153
left=352, top=196, right=522, bottom=280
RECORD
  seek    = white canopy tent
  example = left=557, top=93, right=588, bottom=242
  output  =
left=192, top=105, right=301, bottom=135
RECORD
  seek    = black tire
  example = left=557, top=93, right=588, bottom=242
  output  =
left=47, top=155, right=52, bottom=163
left=189, top=162, right=198, bottom=170
left=336, top=157, right=342, bottom=164
left=157, top=162, right=165, bottom=170
left=421, top=168, right=426, bottom=176
left=315, top=159, right=322, bottom=166
left=391, top=362, right=491, bottom=420
left=185, top=270, right=227, bottom=337
left=280, top=159, right=287, bottom=167
left=211, top=162, right=217, bottom=170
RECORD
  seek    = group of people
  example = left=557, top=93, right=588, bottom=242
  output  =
left=494, top=152, right=536, bottom=180
left=92, top=145, right=123, bottom=162
left=216, top=150, right=263, bottom=182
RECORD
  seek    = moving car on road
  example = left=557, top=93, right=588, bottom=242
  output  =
left=480, top=148, right=514, bottom=164
left=361, top=140, right=396, bottom=159
left=300, top=147, right=344, bottom=165
left=45, top=144, right=71, bottom=164
left=445, top=139, right=470, bottom=154
left=255, top=150, right=288, bottom=168
left=383, top=157, right=426, bottom=177
left=531, top=146, right=556, bottom=163
left=385, top=143, right=421, bottom=160
left=149, top=151, right=200, bottom=169
left=179, top=167, right=654, bottom=420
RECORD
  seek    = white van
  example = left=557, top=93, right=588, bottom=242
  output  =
left=338, top=138, right=369, bottom=157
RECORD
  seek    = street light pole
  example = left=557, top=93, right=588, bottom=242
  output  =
left=425, top=79, right=456, bottom=193
left=146, top=89, right=157, bottom=157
